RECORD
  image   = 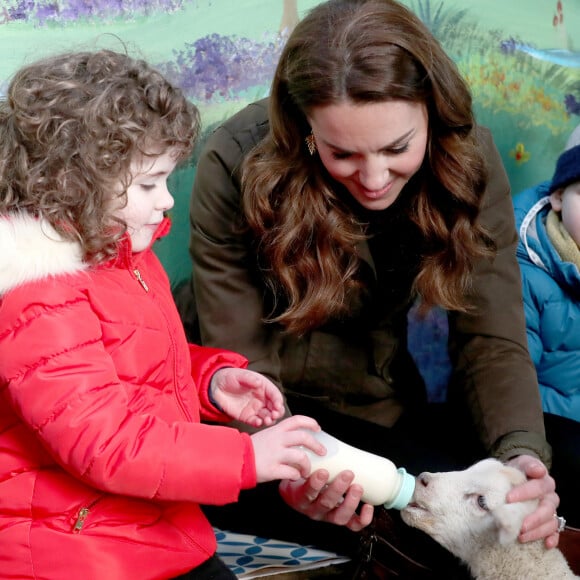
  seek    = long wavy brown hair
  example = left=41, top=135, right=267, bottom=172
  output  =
left=0, top=49, right=199, bottom=264
left=242, top=0, right=495, bottom=335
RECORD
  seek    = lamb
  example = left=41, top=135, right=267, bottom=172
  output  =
left=401, top=458, right=577, bottom=580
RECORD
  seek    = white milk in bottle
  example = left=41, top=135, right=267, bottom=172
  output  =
left=302, top=430, right=415, bottom=509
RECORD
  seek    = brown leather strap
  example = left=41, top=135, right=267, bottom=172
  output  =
left=353, top=508, right=471, bottom=579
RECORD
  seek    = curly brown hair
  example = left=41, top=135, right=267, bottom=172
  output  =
left=242, top=0, right=495, bottom=335
left=0, top=49, right=199, bottom=263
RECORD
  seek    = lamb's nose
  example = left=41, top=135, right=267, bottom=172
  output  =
left=418, top=473, right=432, bottom=487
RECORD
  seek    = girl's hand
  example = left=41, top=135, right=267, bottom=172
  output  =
left=210, top=368, right=285, bottom=427
left=505, top=454, right=561, bottom=548
left=279, top=468, right=374, bottom=532
left=251, top=415, right=323, bottom=482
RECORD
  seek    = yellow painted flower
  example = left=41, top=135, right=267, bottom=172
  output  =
left=509, top=142, right=531, bottom=165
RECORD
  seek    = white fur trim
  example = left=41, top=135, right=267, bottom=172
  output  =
left=0, top=213, right=86, bottom=295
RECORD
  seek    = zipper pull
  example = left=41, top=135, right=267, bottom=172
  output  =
left=133, top=269, right=149, bottom=292
left=73, top=507, right=90, bottom=533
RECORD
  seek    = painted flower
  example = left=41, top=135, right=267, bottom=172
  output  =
left=509, top=142, right=531, bottom=165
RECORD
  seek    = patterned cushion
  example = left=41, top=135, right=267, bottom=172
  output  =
left=215, top=528, right=350, bottom=578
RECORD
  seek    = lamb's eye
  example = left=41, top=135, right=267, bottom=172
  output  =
left=477, top=495, right=489, bottom=511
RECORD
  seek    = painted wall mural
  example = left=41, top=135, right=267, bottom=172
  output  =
left=2, top=0, right=579, bottom=401
left=0, top=0, right=580, bottom=281
left=1, top=0, right=579, bottom=288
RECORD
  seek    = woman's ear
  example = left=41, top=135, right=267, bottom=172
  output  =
left=550, top=188, right=563, bottom=212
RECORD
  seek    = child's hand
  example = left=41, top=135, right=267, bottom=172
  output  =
left=210, top=368, right=285, bottom=427
left=251, top=415, right=323, bottom=482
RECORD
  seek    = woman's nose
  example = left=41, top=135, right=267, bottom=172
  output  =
left=358, top=157, right=389, bottom=191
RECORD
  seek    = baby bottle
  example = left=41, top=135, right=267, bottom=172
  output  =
left=302, top=430, right=415, bottom=509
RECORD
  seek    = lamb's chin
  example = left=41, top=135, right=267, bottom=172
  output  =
left=400, top=503, right=429, bottom=526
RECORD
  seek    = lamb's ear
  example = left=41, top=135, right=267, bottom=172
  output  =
left=492, top=502, right=530, bottom=545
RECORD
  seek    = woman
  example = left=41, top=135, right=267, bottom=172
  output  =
left=183, top=0, right=563, bottom=575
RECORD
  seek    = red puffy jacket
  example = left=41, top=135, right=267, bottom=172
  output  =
left=0, top=214, right=256, bottom=579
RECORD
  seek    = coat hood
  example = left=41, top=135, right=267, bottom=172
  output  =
left=514, top=182, right=580, bottom=298
left=0, top=213, right=86, bottom=295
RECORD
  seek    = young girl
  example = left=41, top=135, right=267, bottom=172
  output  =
left=0, top=49, right=325, bottom=580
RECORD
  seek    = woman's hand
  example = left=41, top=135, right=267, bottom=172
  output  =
left=505, top=454, right=561, bottom=548
left=279, top=468, right=374, bottom=532
left=210, top=368, right=285, bottom=427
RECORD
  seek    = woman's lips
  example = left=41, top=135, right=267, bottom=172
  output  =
left=358, top=181, right=394, bottom=199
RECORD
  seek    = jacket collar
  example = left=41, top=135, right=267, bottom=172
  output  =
left=518, top=191, right=580, bottom=294
left=107, top=217, right=171, bottom=269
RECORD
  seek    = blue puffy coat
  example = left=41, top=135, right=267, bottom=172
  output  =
left=513, top=182, right=580, bottom=421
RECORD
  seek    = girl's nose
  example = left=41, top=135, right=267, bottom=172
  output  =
left=159, top=185, right=175, bottom=212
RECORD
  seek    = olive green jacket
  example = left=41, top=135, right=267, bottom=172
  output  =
left=188, top=99, right=551, bottom=467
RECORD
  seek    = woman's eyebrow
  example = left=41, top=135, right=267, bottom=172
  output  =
left=323, top=128, right=416, bottom=153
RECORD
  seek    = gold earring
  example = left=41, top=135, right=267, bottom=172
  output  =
left=305, top=132, right=316, bottom=156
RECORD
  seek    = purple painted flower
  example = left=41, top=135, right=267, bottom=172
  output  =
left=564, top=94, right=580, bottom=116
left=158, top=33, right=285, bottom=102
left=7, top=0, right=37, bottom=21
left=6, top=0, right=187, bottom=25
left=499, top=37, right=516, bottom=54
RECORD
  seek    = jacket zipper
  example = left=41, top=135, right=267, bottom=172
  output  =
left=73, top=497, right=102, bottom=533
left=73, top=508, right=90, bottom=533
left=136, top=264, right=189, bottom=421
left=133, top=268, right=149, bottom=292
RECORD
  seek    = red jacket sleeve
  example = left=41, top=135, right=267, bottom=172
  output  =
left=189, top=343, right=248, bottom=423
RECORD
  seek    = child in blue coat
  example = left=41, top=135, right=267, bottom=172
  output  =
left=513, top=132, right=580, bottom=535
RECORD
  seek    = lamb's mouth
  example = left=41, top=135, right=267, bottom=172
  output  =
left=404, top=501, right=429, bottom=513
